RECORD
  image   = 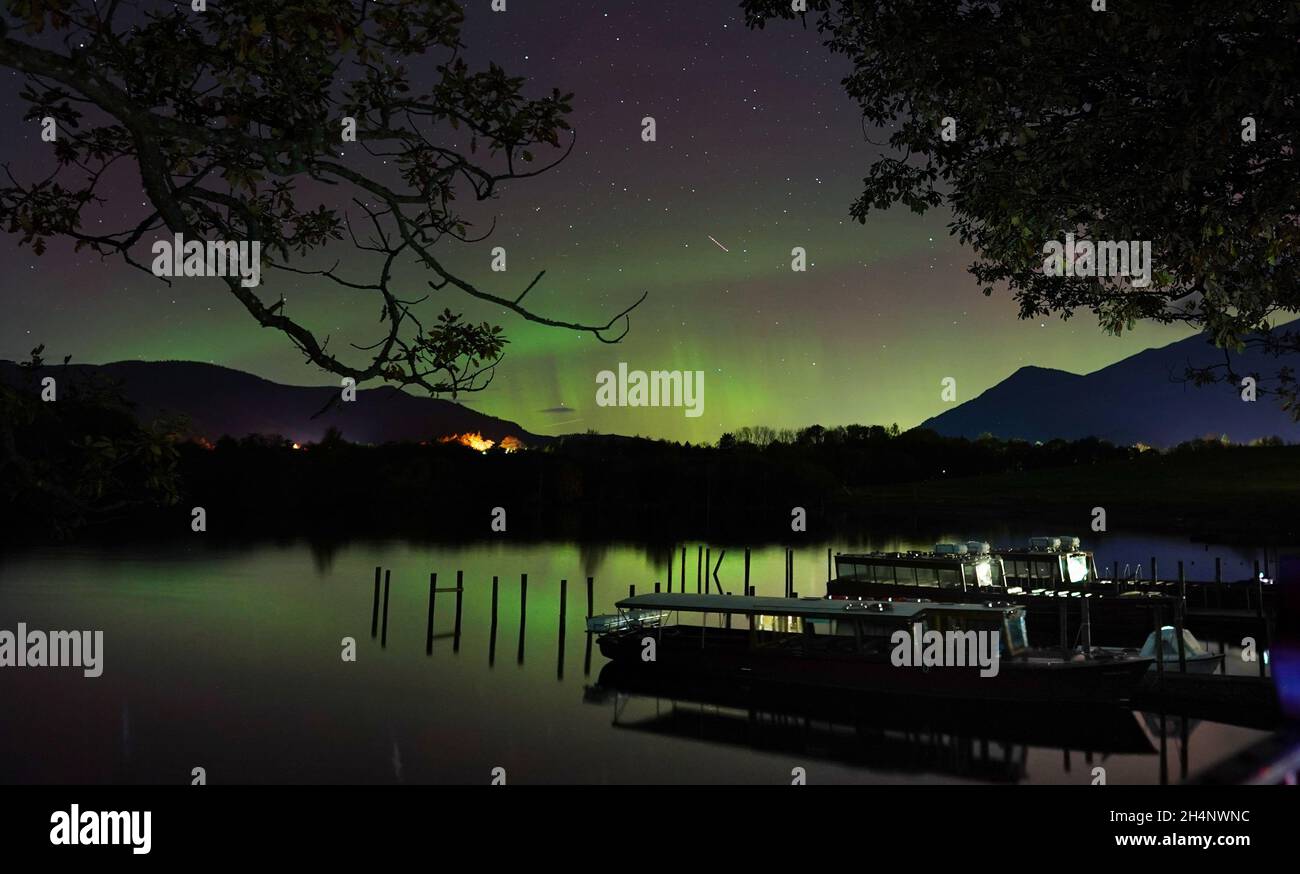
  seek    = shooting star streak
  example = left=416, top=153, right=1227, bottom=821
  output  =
left=707, top=235, right=730, bottom=253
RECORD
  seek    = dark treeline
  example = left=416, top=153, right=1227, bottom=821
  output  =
left=3, top=362, right=1295, bottom=543
left=70, top=424, right=1299, bottom=542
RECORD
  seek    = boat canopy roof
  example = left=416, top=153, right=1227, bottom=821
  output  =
left=835, top=552, right=995, bottom=569
left=614, top=593, right=1017, bottom=621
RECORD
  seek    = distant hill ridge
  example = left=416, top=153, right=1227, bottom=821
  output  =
left=0, top=359, right=545, bottom=446
left=921, top=324, right=1300, bottom=446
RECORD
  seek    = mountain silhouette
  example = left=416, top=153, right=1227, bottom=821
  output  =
left=922, top=325, right=1300, bottom=446
left=0, top=359, right=545, bottom=446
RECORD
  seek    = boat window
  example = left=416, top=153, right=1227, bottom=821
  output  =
left=755, top=614, right=803, bottom=633
left=1065, top=554, right=1090, bottom=584
left=915, top=567, right=939, bottom=587
left=1003, top=612, right=1029, bottom=654
left=974, top=561, right=993, bottom=587
left=938, top=568, right=961, bottom=588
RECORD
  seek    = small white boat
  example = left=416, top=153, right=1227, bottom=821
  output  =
left=586, top=609, right=668, bottom=634
left=1138, top=626, right=1222, bottom=674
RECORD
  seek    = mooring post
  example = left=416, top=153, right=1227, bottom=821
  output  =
left=1176, top=563, right=1187, bottom=673
left=629, top=584, right=635, bottom=598
left=744, top=548, right=751, bottom=596
left=1256, top=574, right=1268, bottom=679
left=1215, top=556, right=1223, bottom=608
left=520, top=572, right=528, bottom=622
left=381, top=568, right=391, bottom=647
left=681, top=548, right=687, bottom=596
left=426, top=572, right=437, bottom=655
left=705, top=548, right=710, bottom=593
left=586, top=576, right=594, bottom=618
left=1151, top=556, right=1158, bottom=587
left=1058, top=597, right=1068, bottom=660
left=668, top=551, right=674, bottom=593
left=371, top=566, right=382, bottom=638
left=655, top=581, right=661, bottom=593
left=489, top=575, right=499, bottom=667
left=557, top=578, right=567, bottom=681
left=517, top=573, right=528, bottom=666
left=712, top=550, right=724, bottom=593
left=1112, top=560, right=1119, bottom=595
left=827, top=548, right=832, bottom=585
left=1153, top=602, right=1165, bottom=696
left=697, top=545, right=703, bottom=593
left=1080, top=596, right=1092, bottom=655
left=453, top=570, right=464, bottom=652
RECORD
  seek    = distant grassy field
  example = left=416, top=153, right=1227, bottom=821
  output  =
left=856, top=445, right=1300, bottom=542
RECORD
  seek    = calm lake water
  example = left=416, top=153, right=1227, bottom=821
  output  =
left=0, top=530, right=1278, bottom=785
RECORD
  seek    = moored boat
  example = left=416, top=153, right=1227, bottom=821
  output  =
left=829, top=542, right=1174, bottom=646
left=596, top=593, right=1153, bottom=704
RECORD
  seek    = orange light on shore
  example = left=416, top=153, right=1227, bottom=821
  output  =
left=439, top=432, right=524, bottom=453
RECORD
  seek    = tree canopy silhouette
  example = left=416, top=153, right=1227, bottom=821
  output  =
left=744, top=0, right=1299, bottom=414
left=0, top=0, right=643, bottom=395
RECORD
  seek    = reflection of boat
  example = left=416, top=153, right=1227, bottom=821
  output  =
left=1134, top=627, right=1222, bottom=674
left=830, top=542, right=1177, bottom=647
left=585, top=609, right=667, bottom=634
left=597, top=593, right=1153, bottom=704
left=586, top=661, right=1156, bottom=781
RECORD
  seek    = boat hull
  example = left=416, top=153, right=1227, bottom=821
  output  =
left=597, top=628, right=1152, bottom=704
left=827, top=579, right=1165, bottom=647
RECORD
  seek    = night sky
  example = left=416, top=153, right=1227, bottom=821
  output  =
left=0, top=1, right=1192, bottom=442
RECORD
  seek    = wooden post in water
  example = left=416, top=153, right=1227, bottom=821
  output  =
left=1176, top=562, right=1187, bottom=673
left=827, top=548, right=832, bottom=585
left=453, top=570, right=463, bottom=653
left=1153, top=602, right=1165, bottom=697
left=1080, top=596, right=1092, bottom=655
left=744, top=548, right=751, bottom=596
left=790, top=549, right=797, bottom=598
left=705, top=548, right=711, bottom=593
left=667, top=552, right=673, bottom=593
left=1151, top=556, right=1158, bottom=586
left=557, top=578, right=567, bottom=681
left=489, top=575, right=499, bottom=667
left=1215, top=556, right=1222, bottom=608
left=586, top=576, right=593, bottom=619
left=371, top=566, right=382, bottom=638
left=426, top=572, right=437, bottom=655
left=681, top=548, right=687, bottom=596
left=697, top=546, right=703, bottom=593
left=1112, top=560, right=1119, bottom=595
left=712, top=550, right=725, bottom=593
left=1058, top=597, right=1068, bottom=660
left=655, top=581, right=661, bottom=593
left=517, top=573, right=528, bottom=666
left=520, top=572, right=528, bottom=621
left=629, top=584, right=635, bottom=598
left=1256, top=573, right=1268, bottom=679
left=380, top=568, right=391, bottom=647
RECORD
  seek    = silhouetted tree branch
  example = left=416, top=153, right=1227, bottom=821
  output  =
left=0, top=1, right=644, bottom=396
